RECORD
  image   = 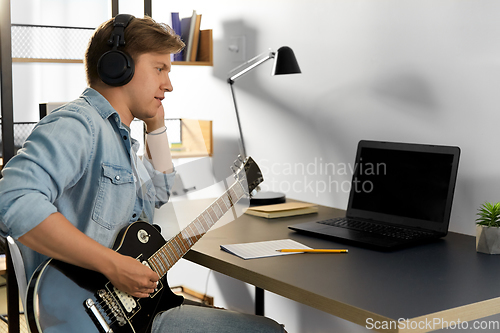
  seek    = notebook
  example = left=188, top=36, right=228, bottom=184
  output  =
left=289, top=140, right=461, bottom=250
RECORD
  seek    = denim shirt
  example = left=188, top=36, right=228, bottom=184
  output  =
left=0, top=87, right=176, bottom=283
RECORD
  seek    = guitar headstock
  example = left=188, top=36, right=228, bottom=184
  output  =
left=232, top=156, right=264, bottom=196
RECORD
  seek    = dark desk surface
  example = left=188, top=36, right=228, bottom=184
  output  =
left=177, top=200, right=500, bottom=332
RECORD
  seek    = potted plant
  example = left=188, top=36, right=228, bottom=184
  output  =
left=476, top=202, right=500, bottom=254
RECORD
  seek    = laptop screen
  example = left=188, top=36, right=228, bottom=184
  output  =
left=347, top=141, right=460, bottom=234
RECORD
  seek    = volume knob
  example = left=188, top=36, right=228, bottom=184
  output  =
left=137, top=229, right=150, bottom=244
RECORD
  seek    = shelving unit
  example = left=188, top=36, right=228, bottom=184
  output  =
left=12, top=58, right=83, bottom=63
left=173, top=29, right=213, bottom=67
left=11, top=26, right=213, bottom=67
left=171, top=119, right=213, bottom=158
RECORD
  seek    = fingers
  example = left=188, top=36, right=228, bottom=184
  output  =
left=149, top=270, right=160, bottom=283
left=128, top=274, right=158, bottom=298
left=134, top=291, right=152, bottom=298
left=133, top=272, right=159, bottom=298
left=142, top=281, right=157, bottom=293
left=127, top=281, right=157, bottom=298
left=106, top=255, right=163, bottom=299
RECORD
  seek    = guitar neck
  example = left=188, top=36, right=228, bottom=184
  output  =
left=147, top=179, right=247, bottom=278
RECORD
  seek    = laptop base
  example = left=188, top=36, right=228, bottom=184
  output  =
left=289, top=221, right=442, bottom=251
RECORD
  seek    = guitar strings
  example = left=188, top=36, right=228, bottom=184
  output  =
left=95, top=298, right=118, bottom=326
left=95, top=292, right=124, bottom=327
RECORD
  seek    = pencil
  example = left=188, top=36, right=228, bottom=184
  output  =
left=277, top=249, right=348, bottom=253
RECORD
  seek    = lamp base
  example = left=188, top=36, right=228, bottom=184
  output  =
left=250, top=191, right=286, bottom=206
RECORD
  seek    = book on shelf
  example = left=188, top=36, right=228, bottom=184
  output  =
left=172, top=10, right=209, bottom=63
left=245, top=202, right=318, bottom=219
left=171, top=12, right=183, bottom=61
left=197, top=29, right=212, bottom=63
left=184, top=10, right=197, bottom=61
left=169, top=143, right=185, bottom=152
left=189, top=14, right=202, bottom=62
left=180, top=15, right=191, bottom=61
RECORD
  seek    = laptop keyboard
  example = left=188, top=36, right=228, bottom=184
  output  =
left=317, top=217, right=434, bottom=240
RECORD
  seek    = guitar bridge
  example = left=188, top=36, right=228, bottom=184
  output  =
left=85, top=288, right=129, bottom=332
left=84, top=298, right=114, bottom=333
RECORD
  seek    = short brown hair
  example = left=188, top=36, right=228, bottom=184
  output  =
left=85, top=15, right=184, bottom=86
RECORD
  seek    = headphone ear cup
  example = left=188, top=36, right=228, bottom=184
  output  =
left=97, top=50, right=135, bottom=86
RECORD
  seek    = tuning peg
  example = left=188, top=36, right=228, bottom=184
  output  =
left=230, top=165, right=237, bottom=174
left=237, top=155, right=245, bottom=163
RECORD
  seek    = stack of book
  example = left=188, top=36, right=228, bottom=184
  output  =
left=171, top=10, right=208, bottom=62
left=245, top=202, right=318, bottom=219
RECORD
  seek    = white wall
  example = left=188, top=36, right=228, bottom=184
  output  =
left=10, top=1, right=500, bottom=332
left=155, top=1, right=500, bottom=332
left=153, top=0, right=500, bottom=237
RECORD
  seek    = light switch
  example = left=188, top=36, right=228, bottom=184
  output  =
left=228, top=36, right=246, bottom=62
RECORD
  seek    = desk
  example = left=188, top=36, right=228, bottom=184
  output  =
left=180, top=201, right=500, bottom=333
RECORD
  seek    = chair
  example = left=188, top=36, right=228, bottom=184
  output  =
left=6, top=237, right=27, bottom=309
left=0, top=236, right=28, bottom=333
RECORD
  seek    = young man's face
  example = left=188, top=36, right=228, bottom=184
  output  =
left=122, top=52, right=173, bottom=121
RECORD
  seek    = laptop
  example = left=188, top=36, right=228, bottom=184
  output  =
left=289, top=140, right=461, bottom=250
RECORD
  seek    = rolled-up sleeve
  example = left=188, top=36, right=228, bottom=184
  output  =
left=0, top=111, right=93, bottom=239
left=141, top=157, right=176, bottom=208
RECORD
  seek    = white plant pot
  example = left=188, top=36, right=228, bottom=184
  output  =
left=476, top=225, right=500, bottom=254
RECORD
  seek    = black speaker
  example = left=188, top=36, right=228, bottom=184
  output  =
left=97, top=14, right=135, bottom=86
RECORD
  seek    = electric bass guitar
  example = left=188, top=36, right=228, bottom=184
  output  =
left=26, top=156, right=263, bottom=333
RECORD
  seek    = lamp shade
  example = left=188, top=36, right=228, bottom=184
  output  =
left=272, top=46, right=301, bottom=75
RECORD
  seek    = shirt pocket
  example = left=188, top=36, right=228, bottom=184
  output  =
left=92, top=163, right=135, bottom=230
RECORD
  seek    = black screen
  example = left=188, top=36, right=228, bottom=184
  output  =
left=350, top=147, right=455, bottom=223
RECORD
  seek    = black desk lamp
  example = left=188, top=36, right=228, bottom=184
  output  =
left=227, top=46, right=301, bottom=205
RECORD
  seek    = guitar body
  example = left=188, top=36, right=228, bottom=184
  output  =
left=26, top=156, right=263, bottom=333
left=26, top=222, right=184, bottom=333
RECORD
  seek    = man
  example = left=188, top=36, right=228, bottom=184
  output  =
left=0, top=14, right=285, bottom=332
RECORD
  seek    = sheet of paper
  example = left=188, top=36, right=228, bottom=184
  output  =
left=220, top=239, right=312, bottom=260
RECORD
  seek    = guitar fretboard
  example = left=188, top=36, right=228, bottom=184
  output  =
left=147, top=180, right=246, bottom=278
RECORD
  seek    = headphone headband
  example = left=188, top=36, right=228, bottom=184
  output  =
left=107, top=14, right=135, bottom=48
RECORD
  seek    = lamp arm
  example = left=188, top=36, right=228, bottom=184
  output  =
left=227, top=52, right=275, bottom=84
left=229, top=82, right=247, bottom=159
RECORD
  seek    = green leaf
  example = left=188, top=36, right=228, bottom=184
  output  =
left=476, top=202, right=500, bottom=227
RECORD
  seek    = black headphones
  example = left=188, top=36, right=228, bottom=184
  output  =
left=97, top=14, right=135, bottom=86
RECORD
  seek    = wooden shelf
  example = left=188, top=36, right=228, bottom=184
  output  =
left=171, top=119, right=213, bottom=159
left=13, top=58, right=83, bottom=63
left=172, top=61, right=212, bottom=66
left=171, top=285, right=214, bottom=306
left=0, top=255, right=5, bottom=276
left=13, top=30, right=213, bottom=67
left=172, top=29, right=213, bottom=67
left=13, top=59, right=212, bottom=66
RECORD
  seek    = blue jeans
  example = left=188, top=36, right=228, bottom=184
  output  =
left=152, top=305, right=286, bottom=332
